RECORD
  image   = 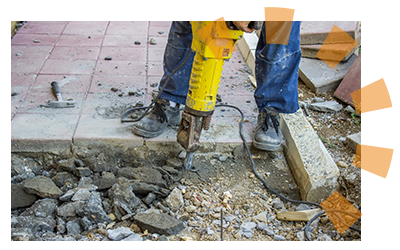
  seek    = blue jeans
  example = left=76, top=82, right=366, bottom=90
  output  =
left=158, top=21, right=301, bottom=114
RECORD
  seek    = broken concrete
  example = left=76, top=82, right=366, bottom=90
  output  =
left=309, top=100, right=343, bottom=112
left=280, top=110, right=340, bottom=202
left=299, top=54, right=358, bottom=94
left=347, top=132, right=361, bottom=152
left=11, top=183, right=38, bottom=209
left=133, top=211, right=185, bottom=236
left=22, top=176, right=62, bottom=199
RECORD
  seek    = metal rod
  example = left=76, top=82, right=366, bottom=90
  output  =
left=184, top=151, right=194, bottom=170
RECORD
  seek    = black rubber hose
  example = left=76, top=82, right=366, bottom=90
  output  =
left=121, top=48, right=192, bottom=123
left=120, top=44, right=361, bottom=241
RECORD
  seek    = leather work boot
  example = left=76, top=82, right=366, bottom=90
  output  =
left=132, top=99, right=181, bottom=138
left=253, top=110, right=282, bottom=151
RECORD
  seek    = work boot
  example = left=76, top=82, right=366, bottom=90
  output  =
left=253, top=110, right=282, bottom=151
left=132, top=99, right=181, bottom=138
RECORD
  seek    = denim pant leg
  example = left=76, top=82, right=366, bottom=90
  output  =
left=254, top=21, right=302, bottom=114
left=158, top=21, right=195, bottom=105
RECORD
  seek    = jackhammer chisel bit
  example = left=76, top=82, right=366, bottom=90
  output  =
left=184, top=152, right=194, bottom=170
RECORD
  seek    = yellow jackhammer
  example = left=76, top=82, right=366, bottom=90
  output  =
left=177, top=21, right=262, bottom=169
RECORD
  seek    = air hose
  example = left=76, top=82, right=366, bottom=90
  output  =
left=121, top=47, right=361, bottom=241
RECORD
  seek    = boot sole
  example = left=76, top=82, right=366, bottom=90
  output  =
left=132, top=113, right=181, bottom=138
left=253, top=139, right=281, bottom=152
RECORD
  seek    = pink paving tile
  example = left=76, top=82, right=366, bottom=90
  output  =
left=11, top=73, right=37, bottom=116
left=16, top=23, right=67, bottom=35
left=149, top=21, right=172, bottom=27
left=62, top=21, right=109, bottom=35
left=148, top=47, right=165, bottom=61
left=217, top=95, right=259, bottom=116
left=73, top=113, right=143, bottom=148
left=11, top=113, right=79, bottom=152
left=41, top=59, right=96, bottom=75
left=56, top=34, right=104, bottom=47
left=11, top=58, right=46, bottom=74
left=90, top=75, right=146, bottom=93
left=218, top=73, right=255, bottom=97
left=81, top=92, right=145, bottom=116
left=48, top=46, right=100, bottom=60
left=147, top=36, right=168, bottom=48
left=11, top=73, right=37, bottom=90
left=94, top=60, right=146, bottom=76
left=147, top=61, right=164, bottom=76
left=11, top=33, right=59, bottom=46
left=102, top=35, right=147, bottom=47
left=11, top=45, right=52, bottom=60
left=147, top=76, right=163, bottom=94
left=31, top=75, right=92, bottom=93
left=106, top=21, right=148, bottom=36
left=149, top=26, right=170, bottom=37
left=98, top=47, right=146, bottom=61
left=27, top=21, right=68, bottom=25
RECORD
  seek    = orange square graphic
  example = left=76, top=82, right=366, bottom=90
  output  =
left=320, top=191, right=361, bottom=234
left=317, top=25, right=358, bottom=69
left=353, top=144, right=393, bottom=178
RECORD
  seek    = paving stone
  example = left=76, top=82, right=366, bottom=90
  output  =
left=334, top=53, right=361, bottom=107
left=300, top=21, right=360, bottom=45
left=281, top=110, right=340, bottom=202
left=299, top=54, right=358, bottom=94
left=11, top=113, right=79, bottom=153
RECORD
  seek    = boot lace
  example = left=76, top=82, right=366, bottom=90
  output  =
left=261, top=112, right=280, bottom=135
left=152, top=101, right=168, bottom=123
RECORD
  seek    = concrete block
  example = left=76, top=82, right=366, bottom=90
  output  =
left=281, top=110, right=340, bottom=202
left=299, top=54, right=357, bottom=94
left=346, top=132, right=361, bottom=152
left=300, top=21, right=360, bottom=45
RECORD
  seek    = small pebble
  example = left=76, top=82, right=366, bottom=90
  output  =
left=149, top=38, right=157, bottom=45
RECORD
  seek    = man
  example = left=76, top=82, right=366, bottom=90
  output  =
left=133, top=21, right=301, bottom=152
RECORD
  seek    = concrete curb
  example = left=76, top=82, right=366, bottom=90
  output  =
left=236, top=31, right=340, bottom=202
left=281, top=110, right=339, bottom=202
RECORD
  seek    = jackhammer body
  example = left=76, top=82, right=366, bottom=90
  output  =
left=176, top=21, right=247, bottom=169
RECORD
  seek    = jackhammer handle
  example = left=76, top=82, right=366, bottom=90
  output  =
left=225, top=21, right=263, bottom=31
left=248, top=21, right=263, bottom=30
left=51, top=81, right=62, bottom=100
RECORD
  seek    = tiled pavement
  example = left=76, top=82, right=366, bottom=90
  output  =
left=11, top=21, right=258, bottom=153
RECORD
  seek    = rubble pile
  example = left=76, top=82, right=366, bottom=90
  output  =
left=11, top=151, right=183, bottom=241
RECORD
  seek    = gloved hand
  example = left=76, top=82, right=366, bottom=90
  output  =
left=232, top=21, right=256, bottom=33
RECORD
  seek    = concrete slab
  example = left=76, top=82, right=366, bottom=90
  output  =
left=281, top=110, right=340, bottom=202
left=11, top=113, right=80, bottom=153
left=301, top=34, right=360, bottom=61
left=300, top=21, right=360, bottom=45
left=299, top=54, right=358, bottom=94
left=334, top=53, right=361, bottom=107
left=347, top=132, right=361, bottom=153
left=73, top=114, right=143, bottom=148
